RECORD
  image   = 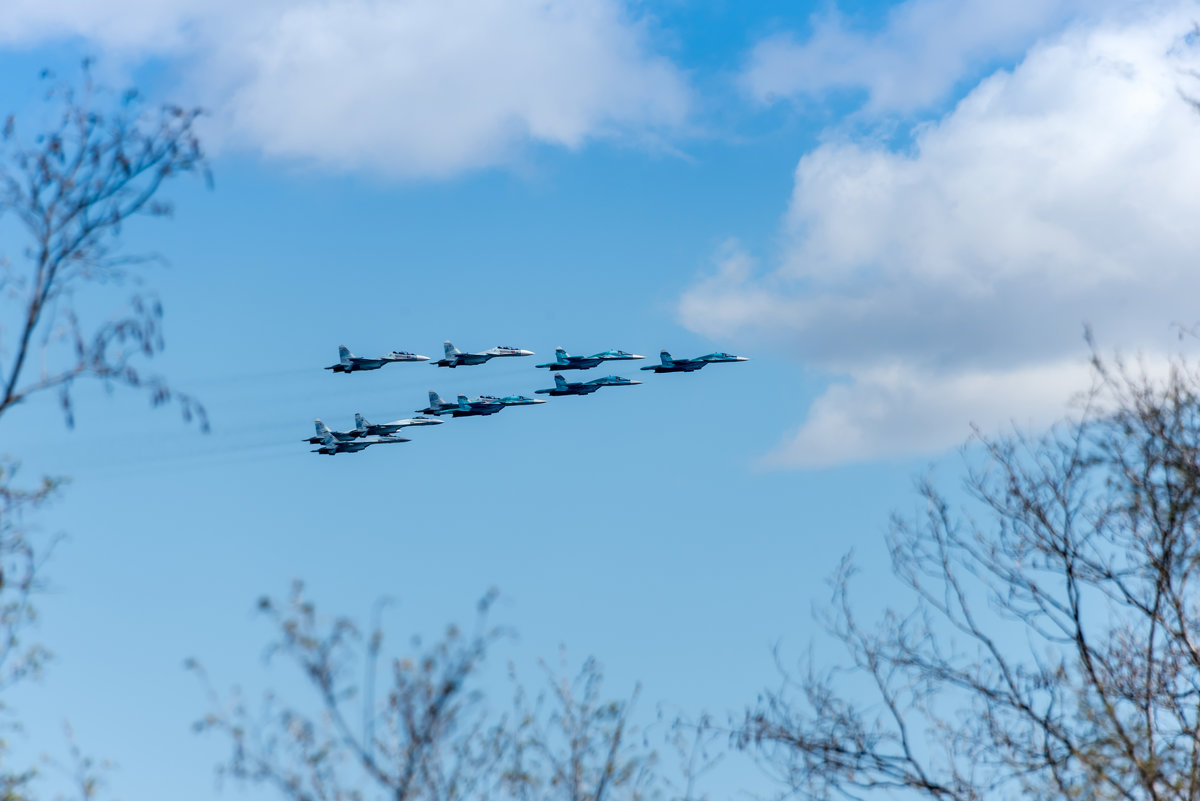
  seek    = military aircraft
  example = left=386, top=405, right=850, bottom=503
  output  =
left=535, top=374, right=642, bottom=396
left=353, top=413, right=443, bottom=437
left=640, top=350, right=748, bottom=373
left=308, top=423, right=409, bottom=456
left=535, top=347, right=644, bottom=371
left=471, top=394, right=545, bottom=412
left=416, top=391, right=465, bottom=416
left=433, top=341, right=534, bottom=368
left=326, top=345, right=430, bottom=373
left=416, top=391, right=544, bottom=417
left=303, top=418, right=359, bottom=444
left=312, top=434, right=409, bottom=456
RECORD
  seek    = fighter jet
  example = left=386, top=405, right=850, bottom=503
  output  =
left=353, top=413, right=443, bottom=437
left=640, top=350, right=748, bottom=373
left=433, top=341, right=534, bottom=368
left=326, top=345, right=430, bottom=373
left=303, top=418, right=359, bottom=445
left=535, top=347, right=644, bottom=371
left=308, top=423, right=409, bottom=456
left=416, top=391, right=544, bottom=417
left=311, top=434, right=409, bottom=455
left=416, top=391, right=465, bottom=416
left=472, top=394, right=545, bottom=411
left=535, top=374, right=642, bottom=396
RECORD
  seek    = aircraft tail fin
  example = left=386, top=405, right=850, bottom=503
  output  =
left=314, top=419, right=331, bottom=437
left=555, top=374, right=568, bottom=389
left=660, top=350, right=674, bottom=365
left=354, top=412, right=367, bottom=430
left=444, top=340, right=460, bottom=358
left=338, top=345, right=352, bottom=363
left=457, top=394, right=471, bottom=407
left=428, top=390, right=443, bottom=408
left=555, top=347, right=568, bottom=363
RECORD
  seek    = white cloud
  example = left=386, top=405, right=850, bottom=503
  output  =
left=0, top=0, right=228, bottom=53
left=1, top=0, right=689, bottom=177
left=209, top=0, right=688, bottom=176
left=685, top=3, right=1200, bottom=467
left=764, top=361, right=1093, bottom=469
left=741, top=0, right=1123, bottom=114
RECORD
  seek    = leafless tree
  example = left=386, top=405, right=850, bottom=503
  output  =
left=741, top=351, right=1200, bottom=801
left=506, top=653, right=653, bottom=801
left=659, top=715, right=724, bottom=801
left=191, top=584, right=513, bottom=801
left=192, top=587, right=705, bottom=801
left=0, top=65, right=207, bottom=798
left=0, top=66, right=207, bottom=429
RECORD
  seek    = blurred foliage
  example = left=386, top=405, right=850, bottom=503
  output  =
left=192, top=584, right=721, bottom=801
left=0, top=63, right=206, bottom=798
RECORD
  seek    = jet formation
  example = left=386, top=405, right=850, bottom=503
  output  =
left=308, top=342, right=745, bottom=454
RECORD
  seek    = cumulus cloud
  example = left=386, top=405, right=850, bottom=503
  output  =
left=0, top=0, right=233, bottom=53
left=741, top=0, right=1120, bottom=114
left=763, top=361, right=1093, bottom=469
left=1, top=0, right=689, bottom=177
left=208, top=0, right=688, bottom=176
left=685, top=4, right=1200, bottom=468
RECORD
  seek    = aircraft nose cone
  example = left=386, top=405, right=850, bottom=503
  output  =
left=532, top=398, right=547, bottom=403
left=520, top=349, right=535, bottom=357
left=629, top=354, right=645, bottom=360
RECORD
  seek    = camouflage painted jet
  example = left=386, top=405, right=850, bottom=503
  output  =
left=535, top=374, right=642, bottom=396
left=433, top=341, right=534, bottom=368
left=353, top=413, right=443, bottom=437
left=326, top=345, right=429, bottom=373
left=640, top=350, right=748, bottom=373
left=416, top=391, right=544, bottom=417
left=535, top=347, right=644, bottom=371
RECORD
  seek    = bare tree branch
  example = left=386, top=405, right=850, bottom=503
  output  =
left=0, top=66, right=208, bottom=431
left=742, top=350, right=1200, bottom=801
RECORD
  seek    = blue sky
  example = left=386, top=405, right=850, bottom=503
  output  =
left=3, top=1, right=1200, bottom=799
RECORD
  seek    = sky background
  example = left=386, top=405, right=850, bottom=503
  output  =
left=2, top=1, right=1200, bottom=798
